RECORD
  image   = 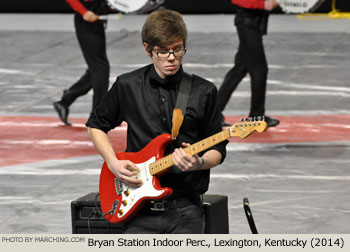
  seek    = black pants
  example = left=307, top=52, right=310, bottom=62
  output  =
left=123, top=199, right=205, bottom=234
left=61, top=13, right=109, bottom=111
left=218, top=14, right=268, bottom=118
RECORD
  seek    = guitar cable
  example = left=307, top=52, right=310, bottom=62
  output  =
left=87, top=193, right=112, bottom=234
left=86, top=193, right=102, bottom=234
left=94, top=193, right=116, bottom=217
left=87, top=193, right=123, bottom=234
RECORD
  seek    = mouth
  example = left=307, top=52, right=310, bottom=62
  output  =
left=165, top=65, right=177, bottom=70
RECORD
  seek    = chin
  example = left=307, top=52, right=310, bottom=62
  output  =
left=165, top=69, right=178, bottom=76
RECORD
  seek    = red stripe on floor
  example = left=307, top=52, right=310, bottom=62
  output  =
left=224, top=115, right=350, bottom=143
left=0, top=115, right=349, bottom=167
left=0, top=116, right=126, bottom=167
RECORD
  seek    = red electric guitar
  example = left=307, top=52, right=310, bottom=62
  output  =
left=99, top=118, right=267, bottom=223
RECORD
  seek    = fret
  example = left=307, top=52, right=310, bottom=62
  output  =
left=206, top=138, right=210, bottom=148
left=164, top=156, right=170, bottom=166
left=191, top=144, right=197, bottom=154
left=168, top=155, right=174, bottom=167
left=196, top=142, right=201, bottom=152
left=200, top=140, right=206, bottom=150
left=199, top=140, right=203, bottom=151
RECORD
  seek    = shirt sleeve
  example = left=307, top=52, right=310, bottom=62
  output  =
left=232, top=0, right=266, bottom=9
left=86, top=79, right=123, bottom=133
left=199, top=81, right=228, bottom=164
left=66, top=0, right=88, bottom=16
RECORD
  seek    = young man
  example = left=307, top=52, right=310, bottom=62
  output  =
left=219, top=0, right=279, bottom=127
left=53, top=0, right=109, bottom=125
left=86, top=8, right=227, bottom=233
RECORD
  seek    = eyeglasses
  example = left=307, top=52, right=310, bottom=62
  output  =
left=151, top=47, right=187, bottom=58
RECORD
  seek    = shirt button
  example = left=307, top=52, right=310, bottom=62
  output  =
left=161, top=97, right=166, bottom=102
left=161, top=116, right=166, bottom=122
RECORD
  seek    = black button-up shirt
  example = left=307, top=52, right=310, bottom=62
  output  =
left=86, top=64, right=227, bottom=197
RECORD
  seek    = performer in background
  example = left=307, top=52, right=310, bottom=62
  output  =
left=219, top=0, right=279, bottom=127
left=53, top=0, right=109, bottom=125
left=86, top=7, right=227, bottom=233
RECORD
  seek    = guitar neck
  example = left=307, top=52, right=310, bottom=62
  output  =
left=149, top=128, right=231, bottom=176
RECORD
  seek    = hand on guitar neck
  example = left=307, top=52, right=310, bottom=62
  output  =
left=173, top=142, right=223, bottom=172
left=172, top=142, right=202, bottom=172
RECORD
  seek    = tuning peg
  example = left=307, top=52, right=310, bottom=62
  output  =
left=262, top=116, right=265, bottom=121
left=240, top=118, right=244, bottom=122
left=257, top=116, right=261, bottom=121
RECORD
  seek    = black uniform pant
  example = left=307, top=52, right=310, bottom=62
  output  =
left=123, top=199, right=205, bottom=234
left=218, top=14, right=268, bottom=118
left=61, top=13, right=109, bottom=111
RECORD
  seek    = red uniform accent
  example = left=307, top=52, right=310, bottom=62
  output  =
left=232, top=0, right=265, bottom=9
left=66, top=0, right=97, bottom=16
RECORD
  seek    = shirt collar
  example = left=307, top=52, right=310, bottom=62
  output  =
left=149, top=64, right=183, bottom=89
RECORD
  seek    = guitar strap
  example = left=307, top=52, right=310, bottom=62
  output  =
left=171, top=72, right=192, bottom=140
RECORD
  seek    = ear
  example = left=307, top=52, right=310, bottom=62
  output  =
left=143, top=42, right=152, bottom=57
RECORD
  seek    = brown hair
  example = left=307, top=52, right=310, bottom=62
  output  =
left=142, top=7, right=187, bottom=53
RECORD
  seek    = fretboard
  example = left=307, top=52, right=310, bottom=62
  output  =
left=149, top=128, right=231, bottom=176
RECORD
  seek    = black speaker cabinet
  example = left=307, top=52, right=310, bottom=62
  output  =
left=202, top=194, right=229, bottom=234
left=71, top=192, right=229, bottom=234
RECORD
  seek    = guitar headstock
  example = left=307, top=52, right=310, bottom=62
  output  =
left=229, top=117, right=268, bottom=139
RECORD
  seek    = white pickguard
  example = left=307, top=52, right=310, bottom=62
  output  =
left=117, top=156, right=164, bottom=217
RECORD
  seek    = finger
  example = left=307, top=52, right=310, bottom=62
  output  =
left=177, top=148, right=193, bottom=163
left=118, top=171, right=142, bottom=186
left=172, top=149, right=182, bottom=166
left=173, top=149, right=192, bottom=171
left=127, top=177, right=143, bottom=187
left=125, top=161, right=139, bottom=172
left=182, top=142, right=190, bottom=147
left=172, top=149, right=186, bottom=169
left=123, top=177, right=143, bottom=187
left=127, top=160, right=138, bottom=170
left=119, top=168, right=135, bottom=178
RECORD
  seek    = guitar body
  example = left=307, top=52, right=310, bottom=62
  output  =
left=99, top=133, right=173, bottom=223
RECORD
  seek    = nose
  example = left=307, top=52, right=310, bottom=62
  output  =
left=168, top=51, right=176, bottom=60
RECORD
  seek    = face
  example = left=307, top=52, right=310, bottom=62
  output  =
left=144, top=40, right=185, bottom=79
